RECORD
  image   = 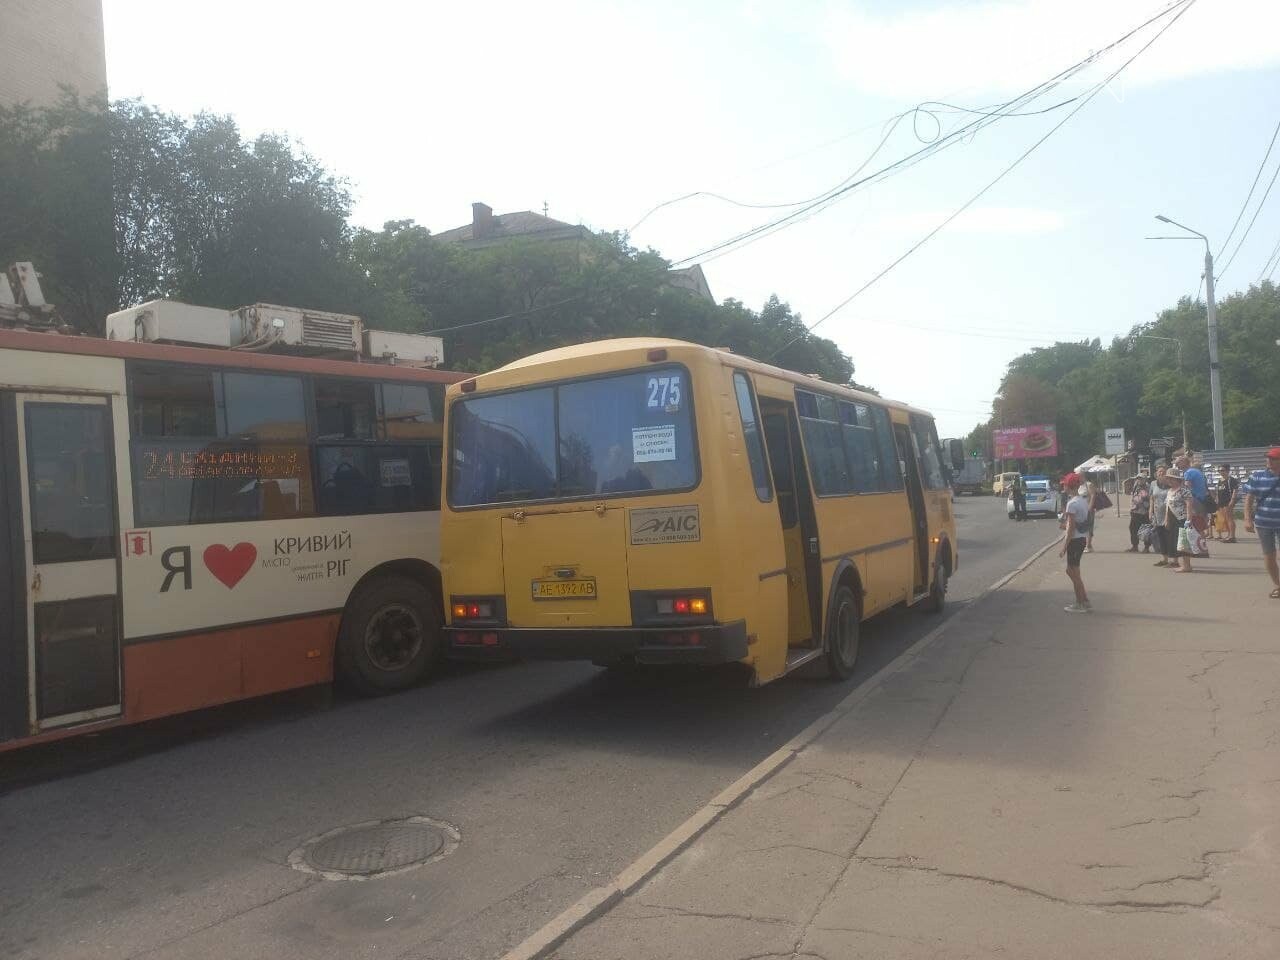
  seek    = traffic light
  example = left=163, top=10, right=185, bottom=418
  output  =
left=971, top=450, right=980, bottom=458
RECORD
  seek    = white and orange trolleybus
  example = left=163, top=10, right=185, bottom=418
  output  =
left=0, top=313, right=464, bottom=752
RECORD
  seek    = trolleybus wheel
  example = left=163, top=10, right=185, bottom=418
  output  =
left=824, top=584, right=860, bottom=681
left=337, top=575, right=442, bottom=696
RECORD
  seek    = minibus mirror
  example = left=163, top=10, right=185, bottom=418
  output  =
left=947, top=439, right=965, bottom=470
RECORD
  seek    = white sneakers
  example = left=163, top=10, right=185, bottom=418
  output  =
left=1064, top=602, right=1092, bottom=613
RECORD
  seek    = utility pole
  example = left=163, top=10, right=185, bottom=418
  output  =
left=1202, top=246, right=1225, bottom=452
left=1153, top=215, right=1226, bottom=451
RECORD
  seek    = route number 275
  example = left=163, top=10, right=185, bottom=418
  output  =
left=646, top=375, right=682, bottom=410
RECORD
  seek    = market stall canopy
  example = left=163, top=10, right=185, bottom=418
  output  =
left=1075, top=455, right=1114, bottom=474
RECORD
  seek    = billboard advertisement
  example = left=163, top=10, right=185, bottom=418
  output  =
left=993, top=424, right=1058, bottom=459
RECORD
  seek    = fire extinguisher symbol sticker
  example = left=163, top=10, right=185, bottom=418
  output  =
left=123, top=531, right=153, bottom=557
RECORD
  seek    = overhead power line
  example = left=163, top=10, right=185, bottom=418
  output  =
left=1260, top=233, right=1280, bottom=279
left=1217, top=153, right=1280, bottom=280
left=427, top=296, right=582, bottom=335
left=1216, top=117, right=1280, bottom=261
left=665, top=0, right=1193, bottom=270
left=767, top=0, right=1196, bottom=363
left=627, top=97, right=1077, bottom=234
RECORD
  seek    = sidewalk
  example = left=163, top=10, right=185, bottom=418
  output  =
left=542, top=519, right=1280, bottom=959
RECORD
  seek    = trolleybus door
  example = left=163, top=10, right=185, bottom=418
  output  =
left=14, top=393, right=122, bottom=734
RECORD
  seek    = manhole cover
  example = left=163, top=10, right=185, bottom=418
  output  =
left=288, top=816, right=460, bottom=881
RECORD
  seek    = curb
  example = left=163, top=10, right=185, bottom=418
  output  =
left=501, top=534, right=1062, bottom=960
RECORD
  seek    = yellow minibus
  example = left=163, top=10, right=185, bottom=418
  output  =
left=441, top=338, right=957, bottom=685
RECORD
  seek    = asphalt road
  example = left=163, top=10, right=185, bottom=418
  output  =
left=0, top=495, right=1058, bottom=960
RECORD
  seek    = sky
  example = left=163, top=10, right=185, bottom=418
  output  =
left=102, top=0, right=1280, bottom=439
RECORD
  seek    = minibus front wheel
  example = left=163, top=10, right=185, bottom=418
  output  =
left=824, top=584, right=860, bottom=681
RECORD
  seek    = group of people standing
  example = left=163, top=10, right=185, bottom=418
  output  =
left=1058, top=447, right=1280, bottom=611
left=1126, top=454, right=1223, bottom=573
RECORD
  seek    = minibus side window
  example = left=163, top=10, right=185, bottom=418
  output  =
left=872, top=407, right=903, bottom=490
left=732, top=372, right=772, bottom=502
left=910, top=415, right=947, bottom=489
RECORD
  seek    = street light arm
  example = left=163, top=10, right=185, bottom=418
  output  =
left=1153, top=214, right=1208, bottom=246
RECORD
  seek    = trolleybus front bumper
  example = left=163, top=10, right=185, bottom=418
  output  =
left=447, top=620, right=749, bottom=665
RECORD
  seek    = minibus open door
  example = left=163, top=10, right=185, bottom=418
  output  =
left=894, top=422, right=930, bottom=596
left=760, top=401, right=821, bottom=650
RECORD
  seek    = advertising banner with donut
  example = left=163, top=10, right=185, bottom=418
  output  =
left=993, top=424, right=1059, bottom=459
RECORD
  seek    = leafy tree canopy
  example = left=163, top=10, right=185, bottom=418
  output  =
left=967, top=283, right=1280, bottom=466
left=2, top=97, right=856, bottom=386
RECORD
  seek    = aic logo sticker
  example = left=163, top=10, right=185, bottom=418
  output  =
left=629, top=505, right=700, bottom=545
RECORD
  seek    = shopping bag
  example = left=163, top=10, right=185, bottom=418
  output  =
left=1137, top=522, right=1154, bottom=546
left=1177, top=525, right=1192, bottom=554
left=1094, top=490, right=1113, bottom=510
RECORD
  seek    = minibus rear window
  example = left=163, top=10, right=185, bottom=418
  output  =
left=449, top=366, right=698, bottom=507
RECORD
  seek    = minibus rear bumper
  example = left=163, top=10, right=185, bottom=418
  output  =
left=447, top=620, right=749, bottom=665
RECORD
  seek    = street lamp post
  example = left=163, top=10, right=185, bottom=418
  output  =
left=1154, top=214, right=1225, bottom=451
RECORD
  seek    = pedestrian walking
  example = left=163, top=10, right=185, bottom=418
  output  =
left=1060, top=483, right=1092, bottom=612
left=1243, top=447, right=1280, bottom=599
left=1215, top=463, right=1239, bottom=543
left=1127, top=477, right=1151, bottom=552
left=1151, top=466, right=1177, bottom=567
left=1165, top=467, right=1200, bottom=572
left=1177, top=454, right=1211, bottom=559
left=1012, top=474, right=1027, bottom=521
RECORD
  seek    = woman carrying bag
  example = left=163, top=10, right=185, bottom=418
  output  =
left=1127, top=477, right=1151, bottom=553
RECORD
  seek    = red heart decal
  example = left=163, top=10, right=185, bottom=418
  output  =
left=203, top=543, right=257, bottom=589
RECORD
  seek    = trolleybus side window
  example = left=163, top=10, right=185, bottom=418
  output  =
left=732, top=372, right=772, bottom=502
left=315, top=377, right=377, bottom=440
left=222, top=372, right=307, bottom=440
left=130, top=364, right=314, bottom=525
left=25, top=404, right=116, bottom=564
left=380, top=383, right=443, bottom=441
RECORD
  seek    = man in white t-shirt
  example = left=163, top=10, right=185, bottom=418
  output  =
left=1059, top=485, right=1092, bottom=613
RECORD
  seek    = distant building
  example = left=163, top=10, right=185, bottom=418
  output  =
left=434, top=203, right=592, bottom=252
left=666, top=264, right=714, bottom=303
left=436, top=202, right=715, bottom=303
left=0, top=0, right=107, bottom=108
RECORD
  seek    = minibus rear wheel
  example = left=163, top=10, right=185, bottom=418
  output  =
left=824, top=584, right=860, bottom=681
left=338, top=575, right=442, bottom=696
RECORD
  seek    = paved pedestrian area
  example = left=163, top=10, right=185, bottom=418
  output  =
left=547, top=519, right=1280, bottom=959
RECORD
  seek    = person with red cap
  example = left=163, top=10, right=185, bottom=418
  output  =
left=1243, top=447, right=1280, bottom=598
left=1058, top=470, right=1082, bottom=519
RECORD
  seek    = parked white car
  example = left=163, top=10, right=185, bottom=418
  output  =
left=1007, top=479, right=1056, bottom=518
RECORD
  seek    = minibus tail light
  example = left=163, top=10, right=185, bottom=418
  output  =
left=641, top=591, right=712, bottom=623
left=460, top=379, right=477, bottom=393
left=450, top=596, right=502, bottom=623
